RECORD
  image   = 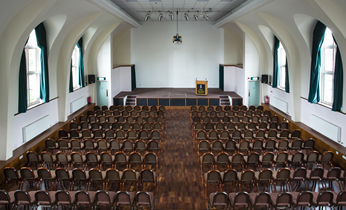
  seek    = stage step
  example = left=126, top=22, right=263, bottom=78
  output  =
left=219, top=95, right=230, bottom=106
left=126, top=95, right=136, bottom=106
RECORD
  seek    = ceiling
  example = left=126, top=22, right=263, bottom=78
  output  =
left=110, top=0, right=248, bottom=21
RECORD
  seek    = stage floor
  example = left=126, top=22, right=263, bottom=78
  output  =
left=114, top=88, right=241, bottom=99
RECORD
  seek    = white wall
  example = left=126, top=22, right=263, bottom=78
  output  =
left=68, top=86, right=89, bottom=114
left=224, top=66, right=244, bottom=94
left=13, top=99, right=59, bottom=150
left=268, top=86, right=291, bottom=115
left=301, top=99, right=346, bottom=145
left=131, top=21, right=224, bottom=88
left=243, top=34, right=260, bottom=106
left=97, top=35, right=112, bottom=106
left=111, top=66, right=132, bottom=98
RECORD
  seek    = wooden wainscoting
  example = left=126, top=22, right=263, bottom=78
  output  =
left=0, top=103, right=95, bottom=185
left=263, top=103, right=346, bottom=169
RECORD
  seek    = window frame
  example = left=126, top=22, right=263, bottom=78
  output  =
left=25, top=30, right=42, bottom=108
left=71, top=45, right=80, bottom=90
left=277, top=42, right=286, bottom=90
left=320, top=28, right=336, bottom=106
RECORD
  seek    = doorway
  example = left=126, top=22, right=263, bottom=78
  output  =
left=97, top=81, right=108, bottom=107
left=248, top=81, right=260, bottom=107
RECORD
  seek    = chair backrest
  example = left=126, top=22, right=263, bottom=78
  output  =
left=140, top=169, right=155, bottom=182
left=45, top=138, right=56, bottom=150
left=20, top=167, right=35, bottom=180
left=123, top=169, right=137, bottom=182
left=276, top=151, right=288, bottom=163
left=321, top=151, right=334, bottom=164
left=89, top=168, right=103, bottom=181
left=72, top=168, right=87, bottom=181
left=275, top=192, right=292, bottom=208
left=262, top=152, right=275, bottom=165
left=201, top=152, right=214, bottom=165
left=292, top=167, right=307, bottom=179
left=55, top=168, right=70, bottom=180
left=223, top=169, right=238, bottom=183
left=258, top=168, right=273, bottom=182
left=304, top=138, right=315, bottom=150
left=14, top=190, right=32, bottom=205
left=316, top=191, right=333, bottom=206
left=75, top=191, right=91, bottom=206
left=232, top=192, right=249, bottom=207
left=276, top=168, right=290, bottom=181
left=327, top=167, right=341, bottom=179
left=309, top=167, right=324, bottom=179
left=106, top=168, right=121, bottom=182
left=95, top=190, right=112, bottom=206
left=254, top=192, right=271, bottom=208
left=206, top=170, right=221, bottom=183
left=210, top=192, right=229, bottom=208
left=335, top=191, right=346, bottom=205
left=232, top=153, right=244, bottom=165
left=4, top=167, right=20, bottom=182
left=296, top=191, right=313, bottom=206
left=37, top=167, right=52, bottom=180
left=0, top=190, right=10, bottom=205
left=35, top=190, right=52, bottom=206
left=241, top=170, right=255, bottom=182
left=135, top=140, right=146, bottom=151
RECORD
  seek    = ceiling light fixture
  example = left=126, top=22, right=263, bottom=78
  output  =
left=173, top=11, right=182, bottom=45
left=169, top=11, right=174, bottom=20
left=184, top=12, right=189, bottom=21
left=194, top=14, right=199, bottom=21
left=144, top=13, right=150, bottom=21
left=203, top=13, right=209, bottom=20
left=158, top=13, right=163, bottom=21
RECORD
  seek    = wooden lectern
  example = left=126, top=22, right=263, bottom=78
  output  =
left=196, top=80, right=208, bottom=96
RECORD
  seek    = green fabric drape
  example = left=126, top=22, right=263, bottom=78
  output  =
left=18, top=47, right=28, bottom=113
left=332, top=37, right=343, bottom=111
left=35, top=23, right=49, bottom=103
left=308, top=21, right=327, bottom=103
left=285, top=58, right=290, bottom=93
left=219, top=65, right=224, bottom=91
left=131, top=65, right=136, bottom=91
left=69, top=60, right=73, bottom=93
left=76, top=38, right=85, bottom=88
left=272, top=36, right=280, bottom=88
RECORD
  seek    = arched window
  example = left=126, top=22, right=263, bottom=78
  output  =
left=278, top=42, right=287, bottom=89
left=320, top=28, right=337, bottom=105
left=25, top=29, right=41, bottom=107
left=71, top=44, right=80, bottom=90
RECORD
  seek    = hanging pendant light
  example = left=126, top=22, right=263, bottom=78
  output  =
left=173, top=11, right=182, bottom=45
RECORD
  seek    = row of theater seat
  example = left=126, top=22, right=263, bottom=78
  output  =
left=204, top=167, right=345, bottom=194
left=200, top=151, right=333, bottom=171
left=4, top=167, right=157, bottom=191
left=69, top=121, right=164, bottom=132
left=197, top=138, right=314, bottom=155
left=27, top=151, right=159, bottom=170
left=194, top=120, right=288, bottom=132
left=95, top=104, right=166, bottom=112
left=83, top=113, right=165, bottom=123
left=191, top=105, right=263, bottom=112
left=208, top=190, right=346, bottom=209
left=46, top=139, right=160, bottom=154
left=191, top=110, right=270, bottom=119
left=0, top=190, right=155, bottom=210
left=57, top=129, right=162, bottom=142
left=194, top=129, right=299, bottom=142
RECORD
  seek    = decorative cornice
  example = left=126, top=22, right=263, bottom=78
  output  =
left=90, top=0, right=141, bottom=28
left=213, top=0, right=274, bottom=28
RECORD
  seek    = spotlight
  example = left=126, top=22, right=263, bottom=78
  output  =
left=169, top=12, right=174, bottom=20
left=203, top=14, right=209, bottom=20
left=144, top=13, right=150, bottom=21
left=158, top=13, right=163, bottom=21
left=184, top=12, right=189, bottom=21
left=194, top=14, right=199, bottom=21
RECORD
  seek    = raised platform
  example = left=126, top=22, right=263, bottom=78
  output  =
left=113, top=88, right=242, bottom=106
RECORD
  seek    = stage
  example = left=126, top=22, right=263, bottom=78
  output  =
left=113, top=88, right=242, bottom=106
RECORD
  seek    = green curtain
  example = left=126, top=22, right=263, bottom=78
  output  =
left=272, top=36, right=280, bottom=88
left=308, top=21, right=327, bottom=103
left=35, top=23, right=49, bottom=103
left=332, top=36, right=343, bottom=111
left=69, top=60, right=73, bottom=93
left=18, top=47, right=28, bottom=113
left=219, top=65, right=224, bottom=91
left=285, top=58, right=290, bottom=93
left=131, top=65, right=136, bottom=91
left=76, top=38, right=85, bottom=88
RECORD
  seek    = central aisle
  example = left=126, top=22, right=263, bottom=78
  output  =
left=156, top=109, right=206, bottom=209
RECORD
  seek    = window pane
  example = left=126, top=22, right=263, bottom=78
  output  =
left=323, top=28, right=334, bottom=46
left=28, top=49, right=36, bottom=72
left=323, top=74, right=333, bottom=104
left=28, top=74, right=39, bottom=103
left=324, top=48, right=334, bottom=72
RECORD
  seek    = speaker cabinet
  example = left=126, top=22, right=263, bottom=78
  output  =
left=88, top=75, right=95, bottom=84
left=261, top=74, right=271, bottom=85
